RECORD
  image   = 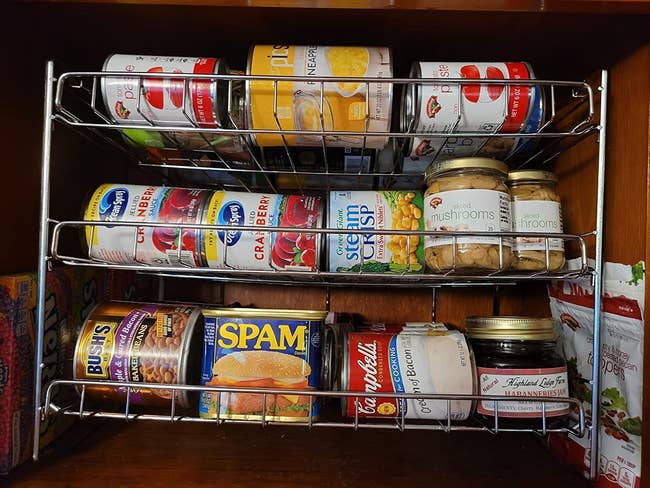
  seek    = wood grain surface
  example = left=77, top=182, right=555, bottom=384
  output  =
left=6, top=420, right=592, bottom=487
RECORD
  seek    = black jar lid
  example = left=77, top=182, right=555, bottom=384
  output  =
left=465, top=316, right=556, bottom=341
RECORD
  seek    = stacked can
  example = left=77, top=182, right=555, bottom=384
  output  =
left=400, top=61, right=544, bottom=169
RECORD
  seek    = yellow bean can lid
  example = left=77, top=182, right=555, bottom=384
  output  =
left=424, top=157, right=508, bottom=184
left=465, top=316, right=557, bottom=341
left=507, top=170, right=558, bottom=183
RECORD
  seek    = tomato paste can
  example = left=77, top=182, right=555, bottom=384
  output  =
left=247, top=45, right=393, bottom=149
left=200, top=192, right=323, bottom=271
left=400, top=62, right=535, bottom=167
left=83, top=183, right=212, bottom=267
left=102, top=54, right=230, bottom=128
left=73, top=302, right=203, bottom=407
left=199, top=307, right=327, bottom=422
left=341, top=330, right=475, bottom=420
left=356, top=322, right=448, bottom=333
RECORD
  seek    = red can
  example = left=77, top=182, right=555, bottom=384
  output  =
left=341, top=330, right=475, bottom=420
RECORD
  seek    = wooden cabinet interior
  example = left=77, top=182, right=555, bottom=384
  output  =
left=4, top=1, right=650, bottom=486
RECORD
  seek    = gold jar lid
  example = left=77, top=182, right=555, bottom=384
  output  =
left=424, top=157, right=508, bottom=184
left=507, top=170, right=557, bottom=183
left=465, top=316, right=557, bottom=340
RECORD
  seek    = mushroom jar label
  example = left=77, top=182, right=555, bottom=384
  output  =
left=511, top=200, right=564, bottom=251
left=477, top=366, right=570, bottom=417
left=424, top=189, right=512, bottom=247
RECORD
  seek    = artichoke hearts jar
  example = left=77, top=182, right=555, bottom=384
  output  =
left=508, top=170, right=565, bottom=272
left=465, top=316, right=570, bottom=426
left=423, top=158, right=512, bottom=272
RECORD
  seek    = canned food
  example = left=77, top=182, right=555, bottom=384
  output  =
left=423, top=158, right=513, bottom=272
left=201, top=192, right=323, bottom=271
left=356, top=322, right=448, bottom=333
left=73, top=302, right=203, bottom=407
left=103, top=55, right=248, bottom=156
left=341, top=330, right=475, bottom=420
left=247, top=45, right=392, bottom=149
left=200, top=308, right=327, bottom=422
left=508, top=170, right=565, bottom=271
left=401, top=62, right=535, bottom=166
left=328, top=191, right=425, bottom=273
left=83, top=184, right=213, bottom=267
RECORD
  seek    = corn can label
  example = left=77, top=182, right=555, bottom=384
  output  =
left=328, top=191, right=425, bottom=273
left=84, top=184, right=211, bottom=267
left=200, top=312, right=323, bottom=422
left=202, top=191, right=322, bottom=271
left=248, top=45, right=392, bottom=148
left=344, top=331, right=474, bottom=420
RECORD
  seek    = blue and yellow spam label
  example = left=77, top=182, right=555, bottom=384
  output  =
left=200, top=308, right=326, bottom=422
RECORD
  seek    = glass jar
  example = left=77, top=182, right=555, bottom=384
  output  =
left=465, top=316, right=570, bottom=428
left=508, top=170, right=565, bottom=271
left=423, top=157, right=513, bottom=272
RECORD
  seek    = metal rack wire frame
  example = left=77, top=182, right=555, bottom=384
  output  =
left=43, top=379, right=586, bottom=437
left=34, top=61, right=608, bottom=482
left=54, top=71, right=595, bottom=140
left=50, top=219, right=592, bottom=284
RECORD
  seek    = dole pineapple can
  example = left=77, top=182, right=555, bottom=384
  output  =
left=247, top=45, right=393, bottom=149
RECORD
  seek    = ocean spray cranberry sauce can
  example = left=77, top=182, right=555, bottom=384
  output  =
left=83, top=183, right=212, bottom=267
left=400, top=62, right=535, bottom=166
left=341, top=330, right=475, bottom=420
left=102, top=54, right=229, bottom=129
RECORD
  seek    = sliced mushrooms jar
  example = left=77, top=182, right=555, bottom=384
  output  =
left=423, top=158, right=513, bottom=272
left=508, top=170, right=565, bottom=271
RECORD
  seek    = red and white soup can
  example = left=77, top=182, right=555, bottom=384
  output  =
left=401, top=61, right=535, bottom=164
left=102, top=54, right=229, bottom=129
left=83, top=183, right=212, bottom=267
left=341, top=330, right=476, bottom=420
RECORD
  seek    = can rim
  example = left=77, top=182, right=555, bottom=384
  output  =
left=424, top=157, right=508, bottom=182
left=507, top=169, right=558, bottom=183
left=399, top=62, right=422, bottom=157
left=175, top=307, right=204, bottom=408
left=202, top=307, right=328, bottom=320
left=465, top=315, right=557, bottom=340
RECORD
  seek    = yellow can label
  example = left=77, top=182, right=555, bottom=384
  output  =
left=203, top=191, right=226, bottom=267
left=248, top=45, right=392, bottom=148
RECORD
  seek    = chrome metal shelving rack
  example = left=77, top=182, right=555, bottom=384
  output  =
left=35, top=61, right=608, bottom=480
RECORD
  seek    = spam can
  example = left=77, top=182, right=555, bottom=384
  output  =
left=247, top=45, right=393, bottom=149
left=201, top=191, right=323, bottom=271
left=341, top=329, right=475, bottom=420
left=401, top=62, right=536, bottom=166
left=73, top=302, right=203, bottom=407
left=83, top=183, right=213, bottom=267
left=200, top=308, right=327, bottom=422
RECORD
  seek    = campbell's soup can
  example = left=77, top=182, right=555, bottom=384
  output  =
left=73, top=302, right=203, bottom=407
left=401, top=62, right=536, bottom=166
left=341, top=330, right=475, bottom=420
left=201, top=192, right=323, bottom=271
left=247, top=45, right=393, bottom=149
left=83, top=184, right=212, bottom=267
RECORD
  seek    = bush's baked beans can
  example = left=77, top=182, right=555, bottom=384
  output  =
left=247, top=45, right=393, bottom=149
left=83, top=184, right=213, bottom=267
left=200, top=191, right=323, bottom=271
left=73, top=302, right=203, bottom=408
left=200, top=307, right=327, bottom=422
left=400, top=62, right=536, bottom=167
left=341, top=329, right=475, bottom=420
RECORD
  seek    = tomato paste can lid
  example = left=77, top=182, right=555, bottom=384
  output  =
left=465, top=316, right=557, bottom=341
